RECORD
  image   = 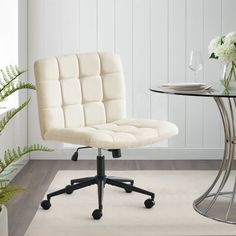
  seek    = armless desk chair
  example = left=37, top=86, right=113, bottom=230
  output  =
left=34, top=53, right=178, bottom=220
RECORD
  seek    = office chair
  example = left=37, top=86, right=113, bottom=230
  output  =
left=34, top=52, right=178, bottom=219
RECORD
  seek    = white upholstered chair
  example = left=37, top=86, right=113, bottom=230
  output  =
left=34, top=52, right=178, bottom=220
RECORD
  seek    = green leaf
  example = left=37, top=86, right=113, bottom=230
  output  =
left=0, top=145, right=54, bottom=174
left=0, top=66, right=25, bottom=92
left=0, top=182, right=24, bottom=205
left=209, top=53, right=218, bottom=59
left=0, top=82, right=35, bottom=102
left=221, top=36, right=225, bottom=44
left=0, top=98, right=31, bottom=134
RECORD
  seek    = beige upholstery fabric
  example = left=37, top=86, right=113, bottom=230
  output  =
left=44, top=119, right=177, bottom=149
left=34, top=53, right=178, bottom=149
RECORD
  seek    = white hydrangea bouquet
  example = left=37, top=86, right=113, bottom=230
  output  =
left=209, top=31, right=236, bottom=89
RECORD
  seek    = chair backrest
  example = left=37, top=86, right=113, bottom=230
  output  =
left=34, top=53, right=126, bottom=137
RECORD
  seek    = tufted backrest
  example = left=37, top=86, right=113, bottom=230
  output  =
left=34, top=53, right=126, bottom=137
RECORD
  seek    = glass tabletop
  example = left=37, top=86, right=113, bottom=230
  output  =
left=150, top=82, right=236, bottom=98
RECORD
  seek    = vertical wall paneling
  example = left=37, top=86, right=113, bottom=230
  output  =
left=98, top=0, right=115, bottom=52
left=115, top=0, right=133, bottom=117
left=44, top=0, right=62, bottom=56
left=185, top=0, right=204, bottom=147
left=203, top=0, right=222, bottom=148
left=17, top=0, right=28, bottom=149
left=150, top=0, right=169, bottom=147
left=61, top=0, right=80, bottom=54
left=168, top=0, right=186, bottom=147
left=79, top=0, right=97, bottom=52
left=133, top=0, right=151, bottom=118
left=222, top=0, right=236, bottom=34
left=28, top=0, right=46, bottom=60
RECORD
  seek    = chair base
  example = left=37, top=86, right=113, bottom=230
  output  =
left=41, top=154, right=155, bottom=220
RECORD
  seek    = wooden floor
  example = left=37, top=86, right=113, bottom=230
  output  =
left=7, top=159, right=235, bottom=236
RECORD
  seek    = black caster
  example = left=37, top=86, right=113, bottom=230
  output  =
left=125, top=185, right=133, bottom=193
left=92, top=209, right=103, bottom=220
left=125, top=181, right=134, bottom=193
left=144, top=198, right=155, bottom=209
left=41, top=200, right=51, bottom=210
left=65, top=185, right=73, bottom=194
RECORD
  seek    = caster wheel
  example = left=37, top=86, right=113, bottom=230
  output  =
left=144, top=198, right=155, bottom=209
left=92, top=209, right=103, bottom=220
left=41, top=200, right=51, bottom=210
left=125, top=181, right=134, bottom=193
left=125, top=187, right=132, bottom=193
left=65, top=185, right=73, bottom=194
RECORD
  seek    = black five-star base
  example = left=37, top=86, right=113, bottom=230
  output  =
left=41, top=151, right=155, bottom=220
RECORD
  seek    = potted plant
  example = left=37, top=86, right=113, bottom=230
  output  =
left=0, top=66, right=53, bottom=236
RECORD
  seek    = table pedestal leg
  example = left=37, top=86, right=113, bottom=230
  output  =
left=193, top=97, right=236, bottom=224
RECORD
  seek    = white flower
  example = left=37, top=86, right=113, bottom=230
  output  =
left=225, top=31, right=236, bottom=44
left=209, top=32, right=236, bottom=63
left=208, top=36, right=222, bottom=55
left=214, top=42, right=236, bottom=62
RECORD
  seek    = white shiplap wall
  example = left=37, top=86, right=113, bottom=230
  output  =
left=28, top=0, right=236, bottom=159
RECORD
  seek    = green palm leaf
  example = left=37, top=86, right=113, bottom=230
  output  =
left=0, top=182, right=23, bottom=205
left=0, top=65, right=25, bottom=92
left=0, top=98, right=31, bottom=133
left=0, top=82, right=35, bottom=102
left=0, top=145, right=54, bottom=174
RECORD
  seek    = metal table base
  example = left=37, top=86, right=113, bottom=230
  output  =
left=193, top=97, right=236, bottom=224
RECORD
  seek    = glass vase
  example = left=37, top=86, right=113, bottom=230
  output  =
left=222, top=62, right=236, bottom=90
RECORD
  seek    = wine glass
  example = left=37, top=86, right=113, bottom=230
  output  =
left=189, top=50, right=203, bottom=83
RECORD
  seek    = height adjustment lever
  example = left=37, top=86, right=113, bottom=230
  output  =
left=71, top=146, right=91, bottom=161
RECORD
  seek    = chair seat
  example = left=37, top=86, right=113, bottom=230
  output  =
left=44, top=119, right=178, bottom=149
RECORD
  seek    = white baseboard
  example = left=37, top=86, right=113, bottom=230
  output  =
left=8, top=156, right=29, bottom=182
left=30, top=147, right=225, bottom=160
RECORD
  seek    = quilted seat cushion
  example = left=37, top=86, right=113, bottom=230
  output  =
left=44, top=119, right=178, bottom=149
